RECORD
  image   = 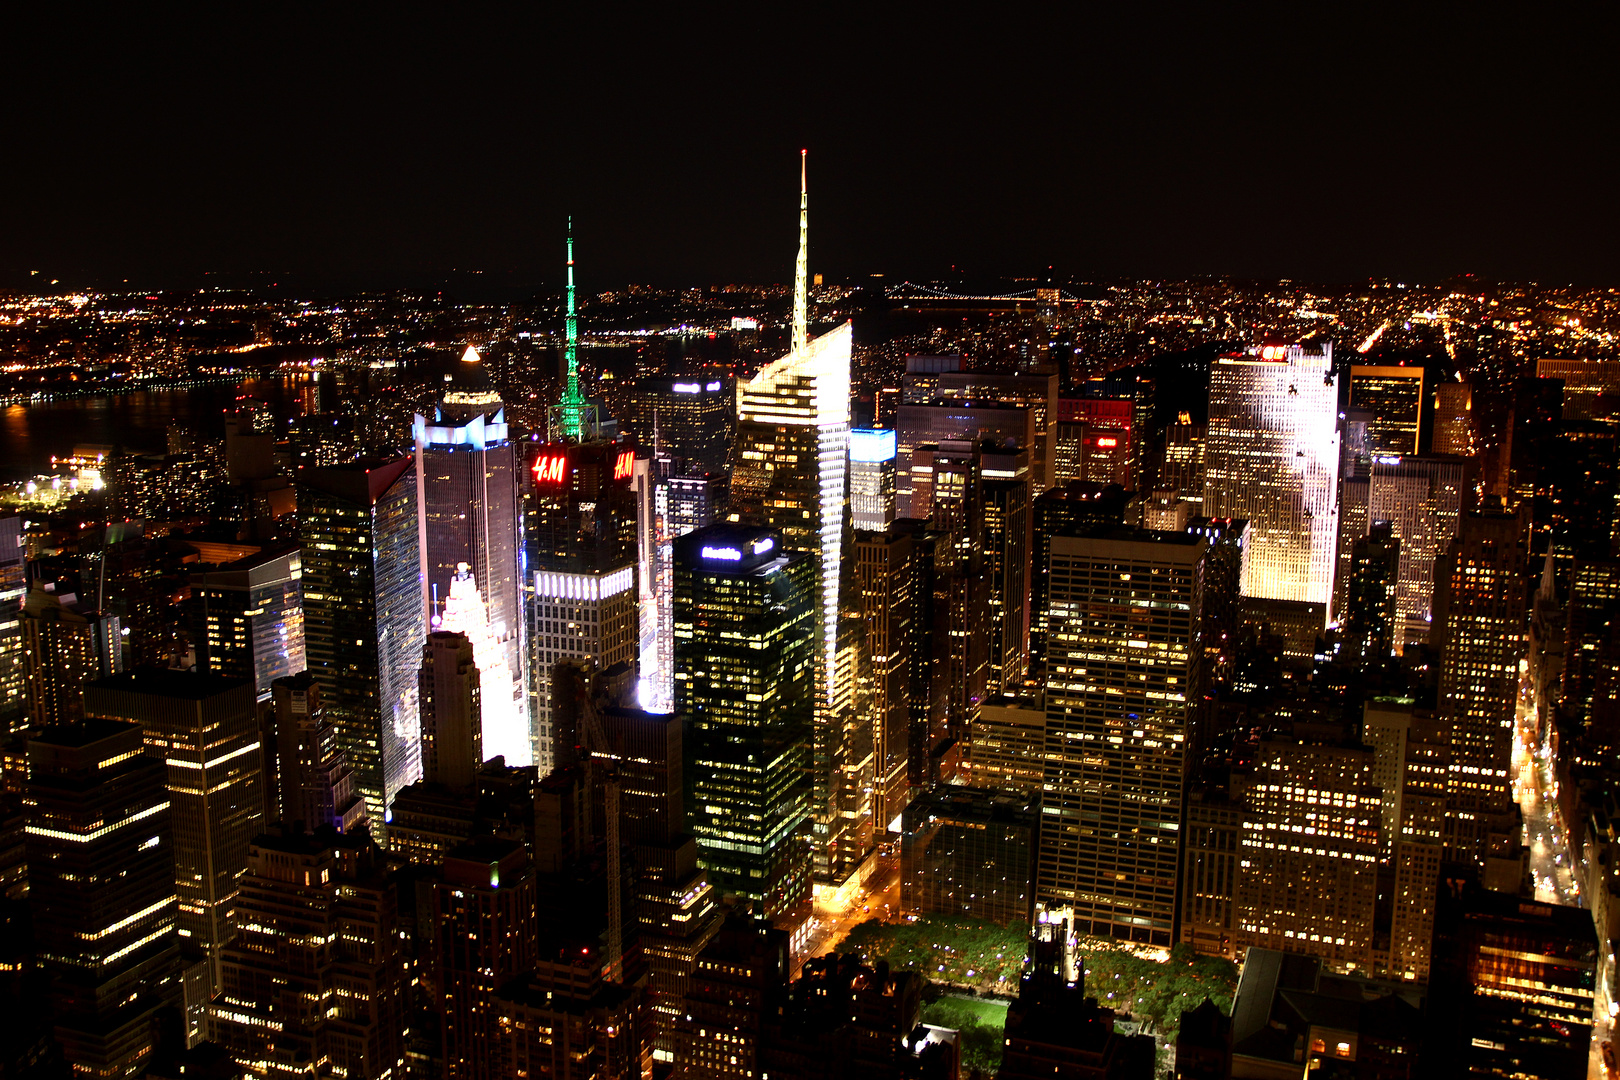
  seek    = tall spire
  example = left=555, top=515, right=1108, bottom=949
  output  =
left=792, top=149, right=808, bottom=356
left=560, top=216, right=586, bottom=440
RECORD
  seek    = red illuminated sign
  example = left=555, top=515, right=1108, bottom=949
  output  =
left=613, top=450, right=634, bottom=481
left=532, top=453, right=567, bottom=485
left=1096, top=436, right=1119, bottom=448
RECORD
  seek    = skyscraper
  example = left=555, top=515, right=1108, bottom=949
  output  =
left=1349, top=364, right=1425, bottom=455
left=627, top=375, right=732, bottom=476
left=26, top=719, right=184, bottom=1079
left=21, top=583, right=123, bottom=727
left=413, top=350, right=526, bottom=766
left=1204, top=342, right=1340, bottom=613
left=1433, top=508, right=1527, bottom=878
left=427, top=837, right=538, bottom=1080
left=1233, top=730, right=1381, bottom=972
left=1365, top=454, right=1469, bottom=649
left=1342, top=522, right=1400, bottom=666
left=849, top=428, right=898, bottom=532
left=419, top=631, right=482, bottom=791
left=298, top=458, right=424, bottom=833
left=189, top=544, right=305, bottom=697
left=853, top=528, right=913, bottom=831
left=674, top=525, right=815, bottom=919
left=1038, top=528, right=1204, bottom=946
left=728, top=153, right=865, bottom=888
left=209, top=829, right=409, bottom=1080
left=83, top=671, right=263, bottom=992
left=0, top=514, right=24, bottom=730
left=528, top=564, right=637, bottom=773
left=269, top=671, right=366, bottom=833
left=521, top=437, right=641, bottom=752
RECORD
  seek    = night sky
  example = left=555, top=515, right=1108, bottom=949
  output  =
left=5, top=7, right=1617, bottom=292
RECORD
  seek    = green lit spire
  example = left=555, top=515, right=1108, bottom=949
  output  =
left=560, top=217, right=586, bottom=440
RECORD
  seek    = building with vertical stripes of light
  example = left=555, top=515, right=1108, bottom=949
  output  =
left=297, top=458, right=425, bottom=836
left=1038, top=527, right=1204, bottom=946
left=727, top=153, right=869, bottom=888
left=1203, top=342, right=1340, bottom=615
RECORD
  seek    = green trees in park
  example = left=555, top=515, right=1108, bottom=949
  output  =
left=838, top=916, right=1237, bottom=1041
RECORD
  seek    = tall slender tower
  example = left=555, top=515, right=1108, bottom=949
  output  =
left=729, top=153, right=866, bottom=886
left=554, top=219, right=593, bottom=441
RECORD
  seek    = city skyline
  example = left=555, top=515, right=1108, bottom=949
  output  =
left=2, top=29, right=1618, bottom=1077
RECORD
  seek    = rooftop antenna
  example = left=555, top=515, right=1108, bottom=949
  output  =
left=551, top=218, right=597, bottom=441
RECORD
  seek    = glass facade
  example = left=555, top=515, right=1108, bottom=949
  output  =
left=673, top=526, right=815, bottom=918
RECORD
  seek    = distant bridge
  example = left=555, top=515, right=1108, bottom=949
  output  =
left=885, top=282, right=1084, bottom=304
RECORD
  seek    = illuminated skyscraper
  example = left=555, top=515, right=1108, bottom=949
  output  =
left=521, top=438, right=640, bottom=746
left=1365, top=454, right=1468, bottom=649
left=1434, top=508, right=1527, bottom=877
left=298, top=458, right=424, bottom=834
left=628, top=375, right=732, bottom=476
left=414, top=349, right=526, bottom=766
left=21, top=583, right=122, bottom=728
left=1233, top=730, right=1381, bottom=972
left=853, top=528, right=913, bottom=830
left=849, top=428, right=897, bottom=532
left=0, top=514, right=24, bottom=730
left=528, top=563, right=637, bottom=772
left=729, top=152, right=866, bottom=886
left=1204, top=342, right=1341, bottom=612
left=84, top=671, right=263, bottom=994
left=1433, top=379, right=1476, bottom=456
left=1038, top=528, right=1204, bottom=946
left=674, top=525, right=815, bottom=918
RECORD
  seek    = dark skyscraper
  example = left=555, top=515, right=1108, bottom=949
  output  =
left=26, top=720, right=184, bottom=1080
left=210, top=829, right=408, bottom=1080
left=269, top=671, right=366, bottom=833
left=84, top=671, right=263, bottom=993
left=1343, top=521, right=1400, bottom=667
left=419, top=630, right=482, bottom=791
left=674, top=525, right=816, bottom=919
left=627, top=374, right=733, bottom=476
left=189, top=544, right=305, bottom=697
left=298, top=457, right=424, bottom=834
left=428, top=837, right=537, bottom=1080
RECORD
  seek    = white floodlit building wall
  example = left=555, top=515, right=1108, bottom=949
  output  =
left=1204, top=342, right=1341, bottom=614
left=438, top=564, right=525, bottom=767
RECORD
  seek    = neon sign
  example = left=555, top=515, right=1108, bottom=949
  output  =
left=1096, top=436, right=1118, bottom=448
left=613, top=450, right=635, bottom=481
left=701, top=546, right=742, bottom=561
left=532, top=453, right=567, bottom=484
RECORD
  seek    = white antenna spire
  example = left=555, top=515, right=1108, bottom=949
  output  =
left=792, top=149, right=808, bottom=355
